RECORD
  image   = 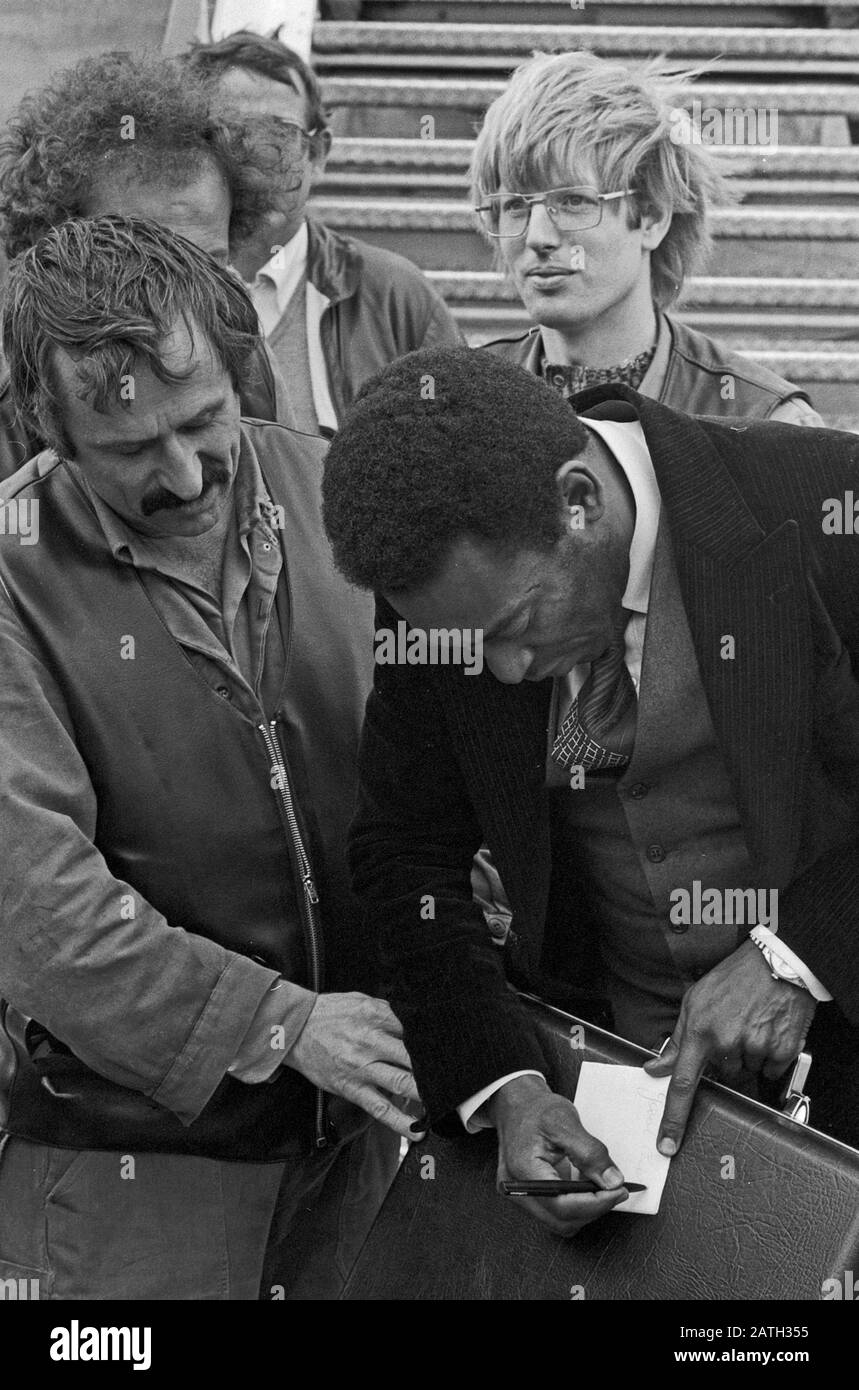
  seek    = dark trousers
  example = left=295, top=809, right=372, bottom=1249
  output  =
left=0, top=1122, right=399, bottom=1300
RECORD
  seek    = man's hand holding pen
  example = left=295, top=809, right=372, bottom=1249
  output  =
left=486, top=1073, right=631, bottom=1236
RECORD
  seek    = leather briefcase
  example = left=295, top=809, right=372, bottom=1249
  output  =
left=343, top=995, right=859, bottom=1301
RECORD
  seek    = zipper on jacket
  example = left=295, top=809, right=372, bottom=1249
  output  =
left=259, top=718, right=328, bottom=1149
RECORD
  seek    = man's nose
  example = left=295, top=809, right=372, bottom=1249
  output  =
left=156, top=436, right=204, bottom=499
left=484, top=643, right=535, bottom=685
left=524, top=200, right=561, bottom=251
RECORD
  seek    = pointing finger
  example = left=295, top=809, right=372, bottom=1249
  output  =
left=656, top=1035, right=708, bottom=1156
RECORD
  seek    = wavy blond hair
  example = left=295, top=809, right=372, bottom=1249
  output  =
left=470, top=50, right=733, bottom=307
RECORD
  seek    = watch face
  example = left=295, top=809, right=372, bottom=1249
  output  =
left=753, top=937, right=805, bottom=988
left=772, top=962, right=807, bottom=989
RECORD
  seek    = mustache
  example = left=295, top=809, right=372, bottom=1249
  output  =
left=141, top=463, right=231, bottom=517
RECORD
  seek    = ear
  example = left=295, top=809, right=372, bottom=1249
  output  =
left=638, top=202, right=672, bottom=252
left=555, top=457, right=605, bottom=526
left=308, top=128, right=332, bottom=184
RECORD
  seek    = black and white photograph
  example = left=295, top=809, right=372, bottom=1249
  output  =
left=0, top=0, right=856, bottom=1358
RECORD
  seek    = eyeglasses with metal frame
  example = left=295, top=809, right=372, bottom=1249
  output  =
left=474, top=186, right=636, bottom=238
left=254, top=115, right=321, bottom=159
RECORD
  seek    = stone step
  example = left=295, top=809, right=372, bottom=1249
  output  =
left=433, top=270, right=859, bottom=299
left=443, top=270, right=859, bottom=340
left=326, top=139, right=859, bottom=179
left=320, top=139, right=859, bottom=202
left=314, top=21, right=859, bottom=61
left=320, top=52, right=859, bottom=82
left=362, top=1, right=859, bottom=28
left=455, top=305, right=859, bottom=341
left=451, top=303, right=859, bottom=341
left=309, top=197, right=859, bottom=275
left=428, top=270, right=859, bottom=324
left=322, top=75, right=859, bottom=118
left=320, top=167, right=859, bottom=206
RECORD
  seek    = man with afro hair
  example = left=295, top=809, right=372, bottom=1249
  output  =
left=323, top=346, right=859, bottom=1236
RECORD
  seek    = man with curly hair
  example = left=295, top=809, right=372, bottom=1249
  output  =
left=0, top=50, right=291, bottom=477
left=186, top=31, right=462, bottom=435
left=472, top=51, right=822, bottom=425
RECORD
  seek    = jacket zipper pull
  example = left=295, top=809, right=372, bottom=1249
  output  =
left=302, top=873, right=319, bottom=905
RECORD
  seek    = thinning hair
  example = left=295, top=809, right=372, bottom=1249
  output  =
left=322, top=347, right=590, bottom=593
left=470, top=50, right=732, bottom=307
left=186, top=30, right=330, bottom=159
left=2, top=215, right=260, bottom=457
left=0, top=49, right=273, bottom=260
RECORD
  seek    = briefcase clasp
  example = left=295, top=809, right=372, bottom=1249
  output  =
left=780, top=1050, right=812, bottom=1126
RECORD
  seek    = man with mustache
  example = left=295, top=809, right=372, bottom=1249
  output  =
left=0, top=216, right=418, bottom=1299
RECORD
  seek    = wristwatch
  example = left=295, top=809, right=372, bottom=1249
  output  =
left=749, top=927, right=810, bottom=992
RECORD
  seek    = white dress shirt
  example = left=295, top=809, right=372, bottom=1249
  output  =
left=248, top=220, right=339, bottom=432
left=458, top=416, right=826, bottom=1133
left=558, top=416, right=660, bottom=707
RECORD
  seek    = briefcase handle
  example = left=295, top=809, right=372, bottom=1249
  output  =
left=779, top=1050, right=812, bottom=1126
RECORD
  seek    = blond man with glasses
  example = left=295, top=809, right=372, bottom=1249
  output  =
left=473, top=50, right=823, bottom=425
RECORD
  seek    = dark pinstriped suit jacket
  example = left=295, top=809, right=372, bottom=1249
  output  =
left=349, top=384, right=859, bottom=1128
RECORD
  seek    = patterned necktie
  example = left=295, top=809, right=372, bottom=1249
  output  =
left=552, top=632, right=637, bottom=772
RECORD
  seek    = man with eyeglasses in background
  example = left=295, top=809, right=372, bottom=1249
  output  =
left=186, top=32, right=463, bottom=436
left=473, top=50, right=822, bottom=426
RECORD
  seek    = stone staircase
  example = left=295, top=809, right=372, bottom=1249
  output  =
left=311, top=0, right=859, bottom=429
left=356, top=0, right=858, bottom=20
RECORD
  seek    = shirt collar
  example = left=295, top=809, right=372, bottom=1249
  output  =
left=253, top=220, right=309, bottom=321
left=580, top=414, right=662, bottom=616
left=78, top=429, right=275, bottom=573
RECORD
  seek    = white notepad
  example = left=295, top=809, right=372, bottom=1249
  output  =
left=573, top=1062, right=673, bottom=1215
